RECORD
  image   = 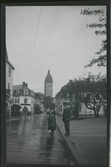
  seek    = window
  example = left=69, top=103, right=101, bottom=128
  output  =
left=17, top=99, right=19, bottom=103
left=12, top=99, right=14, bottom=103
left=31, top=92, right=33, bottom=96
left=24, top=98, right=27, bottom=104
left=8, top=83, right=10, bottom=89
left=24, top=90, right=28, bottom=96
left=14, top=90, right=16, bottom=95
left=17, top=90, right=19, bottom=95
left=9, top=68, right=11, bottom=77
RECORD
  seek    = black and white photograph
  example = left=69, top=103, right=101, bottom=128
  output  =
left=1, top=2, right=109, bottom=166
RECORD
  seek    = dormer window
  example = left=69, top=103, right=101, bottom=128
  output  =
left=17, top=90, right=20, bottom=95
left=31, top=91, right=34, bottom=96
left=24, top=89, right=28, bottom=96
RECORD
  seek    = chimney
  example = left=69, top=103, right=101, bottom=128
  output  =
left=23, top=82, right=25, bottom=87
left=25, top=83, right=28, bottom=87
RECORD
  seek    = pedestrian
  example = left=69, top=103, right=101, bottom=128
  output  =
left=62, top=102, right=70, bottom=136
left=47, top=104, right=56, bottom=136
left=27, top=111, right=30, bottom=117
left=27, top=111, right=31, bottom=120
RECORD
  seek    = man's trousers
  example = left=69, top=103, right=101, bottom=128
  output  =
left=64, top=120, right=70, bottom=135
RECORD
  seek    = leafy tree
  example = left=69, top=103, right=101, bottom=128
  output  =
left=11, top=104, right=21, bottom=112
left=11, top=104, right=21, bottom=116
left=55, top=81, right=80, bottom=119
left=81, top=8, right=106, bottom=67
left=34, top=103, right=42, bottom=114
left=73, top=102, right=79, bottom=119
left=55, top=73, right=106, bottom=117
left=78, top=73, right=107, bottom=117
left=42, top=96, right=54, bottom=109
left=35, top=92, right=44, bottom=100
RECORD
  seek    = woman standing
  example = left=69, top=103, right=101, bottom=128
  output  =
left=47, top=105, right=56, bottom=136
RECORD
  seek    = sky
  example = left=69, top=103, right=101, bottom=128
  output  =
left=6, top=6, right=106, bottom=97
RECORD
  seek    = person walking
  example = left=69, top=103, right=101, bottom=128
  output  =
left=27, top=111, right=31, bottom=120
left=62, top=102, right=70, bottom=136
left=47, top=104, right=56, bottom=136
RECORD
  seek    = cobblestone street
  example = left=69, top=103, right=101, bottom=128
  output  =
left=6, top=113, right=69, bottom=165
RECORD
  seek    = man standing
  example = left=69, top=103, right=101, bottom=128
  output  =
left=62, top=102, right=70, bottom=136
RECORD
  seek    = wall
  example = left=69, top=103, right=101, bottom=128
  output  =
left=6, top=62, right=14, bottom=97
left=45, top=82, right=53, bottom=97
left=79, top=103, right=104, bottom=116
left=6, top=62, right=14, bottom=118
left=31, top=97, right=35, bottom=113
left=55, top=102, right=63, bottom=115
left=19, top=96, right=31, bottom=112
left=56, top=101, right=105, bottom=116
left=12, top=96, right=20, bottom=104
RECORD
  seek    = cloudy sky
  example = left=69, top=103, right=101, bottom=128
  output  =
left=6, top=5, right=106, bottom=97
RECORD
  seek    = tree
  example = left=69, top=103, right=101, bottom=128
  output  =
left=11, top=104, right=21, bottom=112
left=55, top=73, right=106, bottom=117
left=34, top=103, right=42, bottom=114
left=55, top=81, right=80, bottom=119
left=11, top=104, right=21, bottom=116
left=74, top=73, right=106, bottom=117
left=42, top=96, right=54, bottom=109
left=81, top=8, right=106, bottom=67
left=73, top=102, right=79, bottom=119
left=35, top=92, right=44, bottom=100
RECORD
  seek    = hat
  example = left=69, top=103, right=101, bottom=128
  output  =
left=63, top=102, right=68, bottom=106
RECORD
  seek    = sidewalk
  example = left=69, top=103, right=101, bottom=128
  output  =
left=56, top=115, right=107, bottom=166
left=6, top=117, right=21, bottom=122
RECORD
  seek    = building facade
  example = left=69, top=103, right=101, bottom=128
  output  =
left=44, top=70, right=53, bottom=97
left=12, top=82, right=35, bottom=114
left=55, top=96, right=105, bottom=116
left=6, top=50, right=15, bottom=118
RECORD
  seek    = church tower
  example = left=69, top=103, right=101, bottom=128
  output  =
left=44, top=70, right=53, bottom=97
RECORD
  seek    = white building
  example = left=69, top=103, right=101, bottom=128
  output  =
left=55, top=97, right=105, bottom=116
left=12, top=82, right=35, bottom=114
left=6, top=50, right=15, bottom=118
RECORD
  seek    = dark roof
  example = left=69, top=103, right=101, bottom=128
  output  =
left=6, top=49, right=8, bottom=60
left=12, top=83, right=35, bottom=98
left=45, top=70, right=53, bottom=83
left=20, top=87, right=31, bottom=96
left=13, top=85, right=22, bottom=90
left=6, top=49, right=15, bottom=70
